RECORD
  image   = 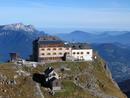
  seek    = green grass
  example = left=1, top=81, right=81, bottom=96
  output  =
left=29, top=59, right=126, bottom=98
left=42, top=80, right=98, bottom=98
left=0, top=63, right=37, bottom=98
left=0, top=58, right=126, bottom=98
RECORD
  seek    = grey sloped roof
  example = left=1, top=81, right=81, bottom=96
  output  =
left=44, top=67, right=54, bottom=75
left=38, top=36, right=64, bottom=45
left=38, top=40, right=64, bottom=45
left=65, top=43, right=91, bottom=49
left=38, top=35, right=60, bottom=41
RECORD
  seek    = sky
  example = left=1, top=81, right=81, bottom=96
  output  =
left=0, top=0, right=130, bottom=33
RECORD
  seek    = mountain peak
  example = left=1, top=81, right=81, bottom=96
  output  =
left=71, top=30, right=88, bottom=34
left=0, top=23, right=37, bottom=32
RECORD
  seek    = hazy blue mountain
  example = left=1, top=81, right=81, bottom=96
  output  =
left=1, top=24, right=130, bottom=82
left=1, top=23, right=130, bottom=85
left=0, top=23, right=45, bottom=62
left=57, top=30, right=130, bottom=82
left=92, top=43, right=130, bottom=82
left=56, top=30, right=93, bottom=42
left=56, top=30, right=130, bottom=44
left=118, top=79, right=130, bottom=98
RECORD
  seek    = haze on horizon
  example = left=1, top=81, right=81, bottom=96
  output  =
left=0, top=0, right=130, bottom=33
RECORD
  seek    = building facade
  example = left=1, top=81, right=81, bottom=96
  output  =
left=71, top=49, right=93, bottom=61
left=9, top=53, right=19, bottom=62
left=38, top=46, right=71, bottom=61
left=44, top=67, right=61, bottom=92
left=67, top=43, right=93, bottom=61
left=33, top=36, right=93, bottom=62
left=33, top=36, right=71, bottom=62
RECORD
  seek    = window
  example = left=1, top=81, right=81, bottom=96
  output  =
left=81, top=52, right=84, bottom=54
left=42, top=53, right=45, bottom=55
left=66, top=48, right=69, bottom=50
left=47, top=53, right=51, bottom=55
left=59, top=52, right=62, bottom=55
left=41, top=48, right=45, bottom=51
left=53, top=48, right=56, bottom=50
left=53, top=53, right=56, bottom=55
left=77, top=52, right=79, bottom=54
left=87, top=52, right=90, bottom=54
left=59, top=48, right=62, bottom=50
left=73, top=52, right=76, bottom=54
left=55, top=81, right=59, bottom=86
left=47, top=48, right=51, bottom=50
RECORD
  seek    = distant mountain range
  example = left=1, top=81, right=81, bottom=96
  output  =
left=0, top=23, right=130, bottom=82
left=92, top=43, right=130, bottom=82
left=0, top=23, right=45, bottom=61
left=93, top=43, right=130, bottom=97
left=1, top=24, right=130, bottom=98
left=118, top=79, right=130, bottom=98
left=56, top=30, right=130, bottom=82
left=56, top=30, right=130, bottom=44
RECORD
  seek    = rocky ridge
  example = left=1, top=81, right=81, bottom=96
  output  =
left=0, top=55, right=127, bottom=98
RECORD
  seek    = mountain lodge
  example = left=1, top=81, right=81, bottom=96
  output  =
left=33, top=36, right=93, bottom=62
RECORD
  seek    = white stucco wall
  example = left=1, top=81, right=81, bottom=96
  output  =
left=71, top=49, right=93, bottom=61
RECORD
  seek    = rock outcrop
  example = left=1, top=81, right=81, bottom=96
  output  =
left=0, top=56, right=127, bottom=98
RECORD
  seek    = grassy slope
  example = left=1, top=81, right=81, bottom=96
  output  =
left=0, top=63, right=37, bottom=98
left=0, top=57, right=126, bottom=98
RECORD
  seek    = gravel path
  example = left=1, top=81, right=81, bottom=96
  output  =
left=36, top=83, right=44, bottom=98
